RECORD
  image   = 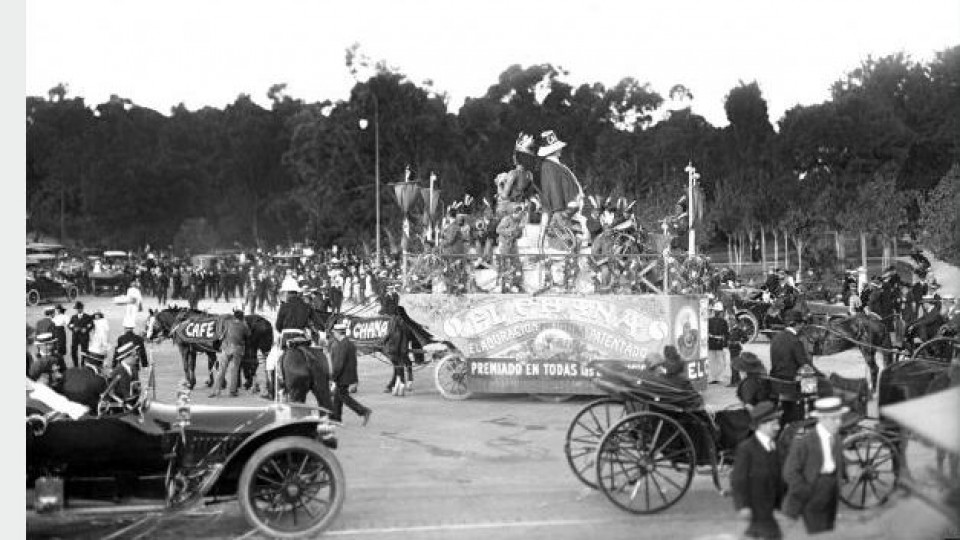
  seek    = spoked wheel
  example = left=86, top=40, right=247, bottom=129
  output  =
left=595, top=412, right=695, bottom=514
left=735, top=311, right=759, bottom=343
left=434, top=352, right=472, bottom=400
left=564, top=397, right=629, bottom=488
left=911, top=337, right=960, bottom=363
left=238, top=436, right=345, bottom=539
left=841, top=430, right=900, bottom=509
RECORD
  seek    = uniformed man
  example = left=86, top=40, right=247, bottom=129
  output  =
left=275, top=276, right=313, bottom=348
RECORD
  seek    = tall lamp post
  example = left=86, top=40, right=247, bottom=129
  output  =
left=359, top=98, right=381, bottom=265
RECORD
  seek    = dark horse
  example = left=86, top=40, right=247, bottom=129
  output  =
left=241, top=314, right=274, bottom=391
left=827, top=313, right=894, bottom=391
left=145, top=306, right=273, bottom=391
left=277, top=337, right=333, bottom=411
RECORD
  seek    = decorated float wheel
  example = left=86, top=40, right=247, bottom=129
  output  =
left=595, top=411, right=695, bottom=514
left=564, top=397, right=630, bottom=488
left=238, top=436, right=345, bottom=538
left=434, top=351, right=473, bottom=400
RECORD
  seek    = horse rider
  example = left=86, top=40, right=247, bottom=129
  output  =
left=276, top=275, right=312, bottom=347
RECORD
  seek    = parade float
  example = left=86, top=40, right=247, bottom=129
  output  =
left=387, top=165, right=713, bottom=400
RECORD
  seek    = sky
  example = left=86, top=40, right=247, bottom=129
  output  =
left=24, top=0, right=960, bottom=127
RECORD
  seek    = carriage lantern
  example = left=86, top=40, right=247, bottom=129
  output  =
left=797, top=364, right=819, bottom=397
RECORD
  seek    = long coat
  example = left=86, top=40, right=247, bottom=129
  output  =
left=330, top=337, right=359, bottom=386
left=731, top=435, right=786, bottom=539
left=782, top=427, right=843, bottom=534
left=769, top=329, right=812, bottom=400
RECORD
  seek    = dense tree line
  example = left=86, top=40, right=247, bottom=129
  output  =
left=26, top=46, right=960, bottom=265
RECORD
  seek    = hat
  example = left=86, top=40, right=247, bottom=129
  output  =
left=280, top=276, right=300, bottom=293
left=44, top=307, right=55, bottom=315
left=712, top=301, right=724, bottom=311
left=332, top=322, right=348, bottom=332
left=732, top=352, right=766, bottom=375
left=810, top=396, right=849, bottom=417
left=749, top=401, right=781, bottom=426
left=537, top=130, right=567, bottom=157
left=35, top=332, right=56, bottom=345
left=55, top=304, right=66, bottom=313
left=82, top=351, right=106, bottom=365
left=783, top=309, right=803, bottom=325
left=93, top=310, right=104, bottom=319
left=74, top=301, right=84, bottom=310
left=514, top=132, right=535, bottom=155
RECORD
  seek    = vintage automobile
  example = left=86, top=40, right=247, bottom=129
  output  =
left=26, top=264, right=80, bottom=306
left=26, top=372, right=345, bottom=538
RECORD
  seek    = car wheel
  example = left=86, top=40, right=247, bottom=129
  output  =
left=27, top=289, right=40, bottom=307
left=238, top=435, right=345, bottom=539
left=66, top=286, right=79, bottom=302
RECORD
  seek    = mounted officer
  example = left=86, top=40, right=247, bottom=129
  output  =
left=275, top=276, right=312, bottom=348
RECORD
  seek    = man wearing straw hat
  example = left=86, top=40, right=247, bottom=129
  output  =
left=731, top=401, right=785, bottom=539
left=782, top=396, right=848, bottom=534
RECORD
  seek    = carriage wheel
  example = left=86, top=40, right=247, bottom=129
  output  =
left=434, top=352, right=472, bottom=400
left=911, top=337, right=960, bottom=363
left=840, top=430, right=899, bottom=509
left=27, top=289, right=40, bottom=307
left=564, top=397, right=629, bottom=489
left=238, top=436, right=345, bottom=538
left=736, top=311, right=759, bottom=343
left=595, top=412, right=695, bottom=514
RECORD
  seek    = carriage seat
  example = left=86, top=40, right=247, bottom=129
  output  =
left=592, top=362, right=703, bottom=411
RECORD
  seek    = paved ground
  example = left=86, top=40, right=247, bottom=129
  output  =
left=25, top=294, right=957, bottom=540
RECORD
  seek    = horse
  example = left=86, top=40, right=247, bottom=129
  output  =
left=828, top=313, right=895, bottom=392
left=145, top=306, right=272, bottom=391
left=277, top=336, right=333, bottom=410
left=240, top=314, right=274, bottom=392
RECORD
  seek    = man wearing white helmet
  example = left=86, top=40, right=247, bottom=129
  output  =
left=707, top=301, right=730, bottom=385
left=275, top=275, right=312, bottom=349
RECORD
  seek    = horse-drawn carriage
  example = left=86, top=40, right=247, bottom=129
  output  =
left=563, top=361, right=901, bottom=514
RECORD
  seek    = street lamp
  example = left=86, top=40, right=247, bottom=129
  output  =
left=358, top=98, right=381, bottom=266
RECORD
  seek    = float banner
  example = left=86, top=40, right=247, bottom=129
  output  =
left=340, top=316, right=390, bottom=350
left=401, top=294, right=709, bottom=394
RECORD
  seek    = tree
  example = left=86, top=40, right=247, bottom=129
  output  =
left=919, top=164, right=960, bottom=265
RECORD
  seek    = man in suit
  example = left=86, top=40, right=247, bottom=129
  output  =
left=329, top=322, right=372, bottom=426
left=60, top=351, right=108, bottom=413
left=769, top=309, right=822, bottom=428
left=732, top=401, right=786, bottom=539
left=782, top=396, right=848, bottom=534
left=68, top=301, right=94, bottom=368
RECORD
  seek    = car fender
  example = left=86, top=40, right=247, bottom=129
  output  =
left=197, top=417, right=329, bottom=495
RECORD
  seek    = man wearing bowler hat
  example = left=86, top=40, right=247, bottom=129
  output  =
left=731, top=401, right=786, bottom=539
left=68, top=301, right=94, bottom=368
left=329, top=322, right=372, bottom=426
left=769, top=309, right=822, bottom=428
left=782, top=396, right=848, bottom=534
